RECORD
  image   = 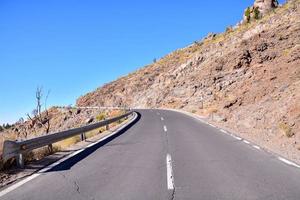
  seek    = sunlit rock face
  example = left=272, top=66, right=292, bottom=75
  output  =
left=254, top=0, right=278, bottom=15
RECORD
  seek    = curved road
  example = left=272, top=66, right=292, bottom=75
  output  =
left=1, top=109, right=300, bottom=200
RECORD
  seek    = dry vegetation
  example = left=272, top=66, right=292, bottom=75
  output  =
left=0, top=108, right=127, bottom=171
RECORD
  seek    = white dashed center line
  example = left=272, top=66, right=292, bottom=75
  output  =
left=166, top=154, right=175, bottom=190
left=163, top=125, right=167, bottom=132
left=161, top=117, right=164, bottom=121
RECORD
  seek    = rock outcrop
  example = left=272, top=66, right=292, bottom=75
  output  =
left=254, top=0, right=279, bottom=15
left=243, top=0, right=279, bottom=23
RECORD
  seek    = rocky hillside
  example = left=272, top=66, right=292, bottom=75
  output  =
left=77, top=1, right=300, bottom=162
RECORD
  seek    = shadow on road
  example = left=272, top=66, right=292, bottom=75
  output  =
left=44, top=112, right=141, bottom=173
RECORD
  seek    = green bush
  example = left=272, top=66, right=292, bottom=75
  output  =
left=253, top=7, right=261, bottom=20
left=245, top=7, right=251, bottom=23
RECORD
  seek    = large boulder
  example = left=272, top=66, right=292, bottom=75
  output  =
left=254, top=0, right=279, bottom=15
left=243, top=0, right=278, bottom=23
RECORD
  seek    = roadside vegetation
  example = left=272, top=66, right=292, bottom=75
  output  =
left=0, top=87, right=129, bottom=171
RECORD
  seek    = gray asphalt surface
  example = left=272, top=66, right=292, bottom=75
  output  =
left=2, top=109, right=300, bottom=200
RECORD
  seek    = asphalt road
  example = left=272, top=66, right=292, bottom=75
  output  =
left=1, top=109, right=300, bottom=200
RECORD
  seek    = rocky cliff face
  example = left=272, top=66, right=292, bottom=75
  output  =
left=77, top=1, right=300, bottom=162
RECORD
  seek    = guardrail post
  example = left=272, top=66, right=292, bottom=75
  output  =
left=48, top=144, right=53, bottom=153
left=106, top=124, right=109, bottom=131
left=16, top=153, right=24, bottom=168
left=81, top=132, right=86, bottom=141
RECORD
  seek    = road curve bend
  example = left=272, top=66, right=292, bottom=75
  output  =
left=1, top=109, right=300, bottom=200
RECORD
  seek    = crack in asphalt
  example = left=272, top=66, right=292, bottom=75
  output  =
left=58, top=173, right=80, bottom=194
left=58, top=172, right=96, bottom=200
left=171, top=187, right=176, bottom=200
left=73, top=180, right=80, bottom=194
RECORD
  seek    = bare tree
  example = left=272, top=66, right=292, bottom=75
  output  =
left=27, top=87, right=53, bottom=152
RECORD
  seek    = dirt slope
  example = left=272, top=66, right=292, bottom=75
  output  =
left=77, top=1, right=300, bottom=162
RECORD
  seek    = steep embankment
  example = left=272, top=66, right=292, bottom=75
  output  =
left=77, top=1, right=300, bottom=162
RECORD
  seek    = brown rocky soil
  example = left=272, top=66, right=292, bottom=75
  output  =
left=77, top=0, right=300, bottom=163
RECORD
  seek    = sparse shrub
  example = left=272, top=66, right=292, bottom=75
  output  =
left=206, top=105, right=218, bottom=116
left=245, top=7, right=251, bottom=23
left=191, top=110, right=197, bottom=114
left=282, top=49, right=291, bottom=56
left=85, top=128, right=101, bottom=139
left=194, top=41, right=202, bottom=46
left=0, top=125, right=3, bottom=132
left=3, top=123, right=12, bottom=129
left=279, top=123, right=294, bottom=138
left=96, top=112, right=106, bottom=121
left=253, top=7, right=261, bottom=20
left=0, top=157, right=15, bottom=171
left=54, top=135, right=81, bottom=149
left=225, top=26, right=233, bottom=33
left=28, top=145, right=60, bottom=161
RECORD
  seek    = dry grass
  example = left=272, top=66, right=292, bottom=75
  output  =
left=85, top=127, right=106, bottom=139
left=28, top=146, right=61, bottom=161
left=278, top=122, right=294, bottom=138
left=204, top=104, right=219, bottom=116
left=96, top=112, right=106, bottom=121
left=52, top=113, right=126, bottom=151
left=0, top=109, right=128, bottom=171
left=0, top=136, right=4, bottom=156
left=54, top=135, right=82, bottom=149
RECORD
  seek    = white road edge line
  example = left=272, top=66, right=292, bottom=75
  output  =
left=278, top=157, right=300, bottom=169
left=220, top=129, right=227, bottom=134
left=162, top=108, right=300, bottom=171
left=161, top=117, right=164, bottom=121
left=232, top=135, right=242, bottom=140
left=0, top=113, right=137, bottom=198
left=243, top=140, right=250, bottom=144
left=209, top=124, right=216, bottom=128
left=166, top=154, right=175, bottom=190
left=163, top=125, right=167, bottom=132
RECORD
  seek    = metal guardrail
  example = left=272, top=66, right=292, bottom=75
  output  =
left=2, top=111, right=134, bottom=168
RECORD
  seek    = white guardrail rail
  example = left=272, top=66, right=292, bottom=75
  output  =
left=2, top=111, right=135, bottom=168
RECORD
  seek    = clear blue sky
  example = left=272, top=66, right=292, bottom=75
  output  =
left=0, top=0, right=285, bottom=124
